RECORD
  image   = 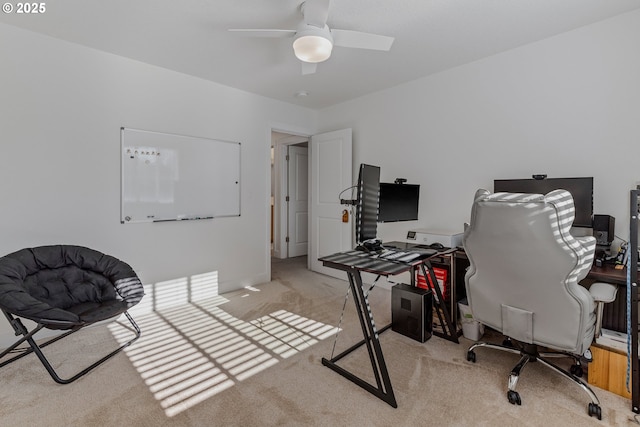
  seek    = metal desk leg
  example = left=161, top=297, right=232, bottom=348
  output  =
left=421, top=261, right=458, bottom=343
left=321, top=269, right=397, bottom=408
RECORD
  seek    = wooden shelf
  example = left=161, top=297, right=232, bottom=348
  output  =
left=588, top=345, right=631, bottom=399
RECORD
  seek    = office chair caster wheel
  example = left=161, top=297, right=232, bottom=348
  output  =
left=507, top=390, right=521, bottom=405
left=467, top=350, right=476, bottom=363
left=588, top=402, right=602, bottom=420
left=570, top=364, right=583, bottom=377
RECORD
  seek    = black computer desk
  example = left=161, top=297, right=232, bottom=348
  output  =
left=318, top=248, right=457, bottom=407
left=385, top=241, right=464, bottom=338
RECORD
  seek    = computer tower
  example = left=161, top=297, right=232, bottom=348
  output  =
left=391, top=283, right=433, bottom=342
left=593, top=215, right=615, bottom=245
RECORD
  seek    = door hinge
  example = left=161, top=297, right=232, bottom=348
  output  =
left=286, top=196, right=290, bottom=202
left=286, top=154, right=289, bottom=161
left=285, top=236, right=290, bottom=243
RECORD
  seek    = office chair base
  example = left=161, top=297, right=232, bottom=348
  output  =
left=467, top=341, right=602, bottom=420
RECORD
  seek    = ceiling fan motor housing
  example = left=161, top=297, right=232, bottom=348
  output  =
left=293, top=23, right=333, bottom=63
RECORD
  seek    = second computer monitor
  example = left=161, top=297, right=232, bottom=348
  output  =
left=493, top=177, right=593, bottom=228
left=378, top=183, right=420, bottom=222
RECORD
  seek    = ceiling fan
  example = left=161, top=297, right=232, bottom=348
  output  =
left=228, top=0, right=394, bottom=75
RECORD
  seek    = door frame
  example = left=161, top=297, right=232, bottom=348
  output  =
left=286, top=144, right=309, bottom=258
left=269, top=125, right=312, bottom=276
left=268, top=124, right=353, bottom=280
left=274, top=135, right=309, bottom=259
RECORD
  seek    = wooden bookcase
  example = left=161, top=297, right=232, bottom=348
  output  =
left=588, top=345, right=631, bottom=399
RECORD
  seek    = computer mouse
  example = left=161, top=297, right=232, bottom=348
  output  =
left=429, top=242, right=445, bottom=250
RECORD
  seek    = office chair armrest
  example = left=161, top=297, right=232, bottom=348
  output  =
left=589, top=282, right=618, bottom=303
left=590, top=282, right=618, bottom=339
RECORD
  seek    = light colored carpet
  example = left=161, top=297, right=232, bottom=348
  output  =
left=0, top=256, right=635, bottom=426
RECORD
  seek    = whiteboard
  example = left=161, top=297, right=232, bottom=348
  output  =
left=121, top=128, right=241, bottom=223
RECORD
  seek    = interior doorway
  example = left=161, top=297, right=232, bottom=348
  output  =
left=269, top=127, right=353, bottom=281
left=271, top=131, right=309, bottom=260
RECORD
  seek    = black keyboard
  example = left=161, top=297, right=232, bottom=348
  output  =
left=414, top=244, right=450, bottom=251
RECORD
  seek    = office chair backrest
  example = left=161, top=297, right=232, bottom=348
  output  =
left=463, top=189, right=596, bottom=354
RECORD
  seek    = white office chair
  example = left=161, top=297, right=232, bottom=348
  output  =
left=463, top=189, right=617, bottom=420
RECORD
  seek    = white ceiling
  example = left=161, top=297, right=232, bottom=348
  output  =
left=2, top=0, right=639, bottom=109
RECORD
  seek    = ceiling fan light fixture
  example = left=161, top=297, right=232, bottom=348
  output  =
left=293, top=34, right=333, bottom=63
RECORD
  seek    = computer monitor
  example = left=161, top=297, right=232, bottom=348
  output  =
left=355, top=164, right=380, bottom=244
left=378, top=183, right=420, bottom=222
left=493, top=177, right=594, bottom=228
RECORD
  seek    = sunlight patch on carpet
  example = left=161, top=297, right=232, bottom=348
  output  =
left=108, top=274, right=339, bottom=417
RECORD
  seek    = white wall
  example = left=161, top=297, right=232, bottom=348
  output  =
left=2, top=10, right=639, bottom=346
left=318, top=10, right=640, bottom=244
left=0, top=24, right=316, bottom=345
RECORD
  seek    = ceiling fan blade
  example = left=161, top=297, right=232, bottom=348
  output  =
left=301, top=62, right=317, bottom=75
left=331, top=29, right=394, bottom=51
left=227, top=29, right=296, bottom=38
left=301, top=0, right=331, bottom=28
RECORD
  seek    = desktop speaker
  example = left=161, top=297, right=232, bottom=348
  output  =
left=593, top=215, right=615, bottom=245
left=391, top=283, right=432, bottom=343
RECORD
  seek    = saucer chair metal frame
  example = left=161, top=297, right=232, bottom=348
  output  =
left=0, top=245, right=144, bottom=384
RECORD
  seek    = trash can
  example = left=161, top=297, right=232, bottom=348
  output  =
left=458, top=298, right=484, bottom=341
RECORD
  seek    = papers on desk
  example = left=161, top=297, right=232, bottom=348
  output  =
left=319, top=251, right=412, bottom=275
left=375, top=248, right=436, bottom=263
left=596, top=328, right=632, bottom=353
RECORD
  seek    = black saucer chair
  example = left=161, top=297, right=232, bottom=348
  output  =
left=0, top=245, right=144, bottom=384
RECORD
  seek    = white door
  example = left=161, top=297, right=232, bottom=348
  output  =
left=309, top=128, right=353, bottom=278
left=287, top=145, right=308, bottom=257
